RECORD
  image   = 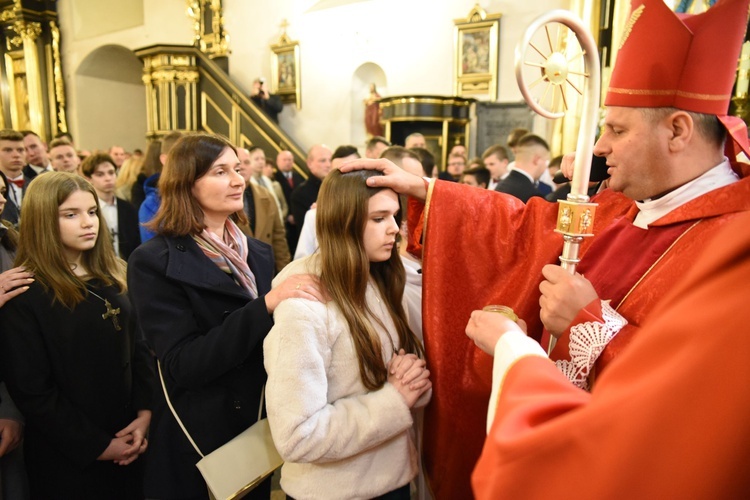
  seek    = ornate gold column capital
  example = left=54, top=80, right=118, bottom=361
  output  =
left=4, top=20, right=41, bottom=48
left=0, top=0, right=21, bottom=22
left=15, top=19, right=41, bottom=40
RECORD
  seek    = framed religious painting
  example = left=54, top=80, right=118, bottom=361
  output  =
left=454, top=5, right=502, bottom=101
left=270, top=31, right=301, bottom=109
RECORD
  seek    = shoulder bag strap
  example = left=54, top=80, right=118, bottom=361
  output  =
left=157, top=360, right=267, bottom=458
left=157, top=360, right=205, bottom=458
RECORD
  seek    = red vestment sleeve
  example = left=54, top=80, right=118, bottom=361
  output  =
left=472, top=212, right=750, bottom=499
left=413, top=181, right=632, bottom=498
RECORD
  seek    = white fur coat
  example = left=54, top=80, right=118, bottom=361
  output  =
left=264, top=255, right=427, bottom=500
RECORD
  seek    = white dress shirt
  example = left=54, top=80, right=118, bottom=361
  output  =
left=99, top=197, right=120, bottom=257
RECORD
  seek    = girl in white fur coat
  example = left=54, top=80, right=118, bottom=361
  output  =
left=264, top=169, right=432, bottom=500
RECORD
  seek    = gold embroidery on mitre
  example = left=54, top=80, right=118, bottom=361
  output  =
left=618, top=4, right=645, bottom=50
left=607, top=87, right=730, bottom=100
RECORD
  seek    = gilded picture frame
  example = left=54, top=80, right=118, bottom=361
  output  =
left=454, top=5, right=502, bottom=101
left=270, top=33, right=301, bottom=110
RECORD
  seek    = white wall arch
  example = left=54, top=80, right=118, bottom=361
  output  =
left=73, top=44, right=146, bottom=152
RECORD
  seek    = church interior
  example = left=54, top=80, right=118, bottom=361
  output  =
left=0, top=1, right=749, bottom=499
left=3, top=0, right=743, bottom=174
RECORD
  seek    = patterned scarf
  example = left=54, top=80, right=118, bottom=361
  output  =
left=192, top=219, right=258, bottom=299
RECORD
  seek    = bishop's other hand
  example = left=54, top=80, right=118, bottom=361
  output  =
left=539, top=264, right=599, bottom=337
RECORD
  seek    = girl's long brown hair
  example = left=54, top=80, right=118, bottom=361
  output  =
left=316, top=169, right=423, bottom=391
left=16, top=172, right=125, bottom=308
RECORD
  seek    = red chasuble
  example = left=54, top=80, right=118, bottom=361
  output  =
left=411, top=183, right=632, bottom=499
left=413, top=170, right=750, bottom=499
left=472, top=212, right=750, bottom=499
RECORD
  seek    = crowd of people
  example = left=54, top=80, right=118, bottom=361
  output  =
left=0, top=0, right=749, bottom=498
left=0, top=126, right=437, bottom=499
left=0, top=116, right=577, bottom=500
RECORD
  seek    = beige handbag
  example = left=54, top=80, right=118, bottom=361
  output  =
left=158, top=361, right=283, bottom=500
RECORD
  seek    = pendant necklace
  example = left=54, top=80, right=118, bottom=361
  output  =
left=86, top=288, right=122, bottom=331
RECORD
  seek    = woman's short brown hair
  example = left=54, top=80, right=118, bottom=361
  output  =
left=148, top=133, right=247, bottom=236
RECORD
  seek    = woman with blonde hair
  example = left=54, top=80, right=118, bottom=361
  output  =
left=115, top=154, right=145, bottom=202
left=0, top=172, right=153, bottom=498
left=128, top=133, right=321, bottom=499
left=264, top=169, right=432, bottom=500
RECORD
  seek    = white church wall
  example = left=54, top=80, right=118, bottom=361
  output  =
left=57, top=0, right=568, bottom=152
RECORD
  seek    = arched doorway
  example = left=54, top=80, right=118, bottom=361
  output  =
left=74, top=45, right=146, bottom=152
left=350, top=63, right=387, bottom=154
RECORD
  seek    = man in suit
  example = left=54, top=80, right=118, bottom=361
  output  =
left=237, top=148, right=291, bottom=273
left=290, top=144, right=332, bottom=249
left=482, top=144, right=510, bottom=190
left=240, top=146, right=285, bottom=223
left=21, top=130, right=52, bottom=179
left=274, top=150, right=303, bottom=207
left=0, top=130, right=31, bottom=226
left=274, top=149, right=305, bottom=254
left=81, top=153, right=141, bottom=260
left=495, top=134, right=550, bottom=203
left=263, top=157, right=289, bottom=222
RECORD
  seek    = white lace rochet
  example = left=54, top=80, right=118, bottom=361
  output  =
left=555, top=301, right=627, bottom=390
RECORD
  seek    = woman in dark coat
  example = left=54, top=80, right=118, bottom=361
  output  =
left=128, top=133, right=322, bottom=500
left=0, top=172, right=153, bottom=499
